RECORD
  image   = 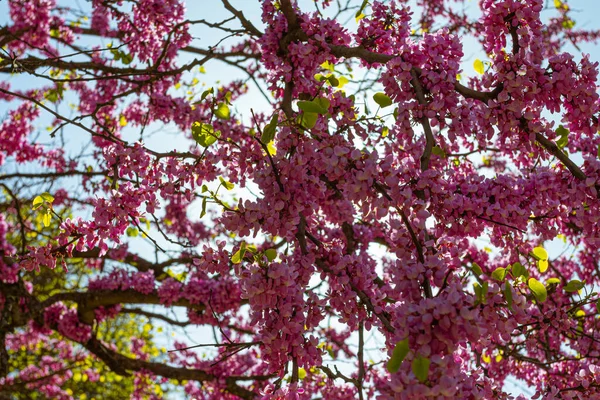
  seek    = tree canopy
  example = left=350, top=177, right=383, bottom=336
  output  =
left=2, top=0, right=600, bottom=398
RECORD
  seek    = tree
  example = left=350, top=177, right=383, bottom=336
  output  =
left=1, top=0, right=600, bottom=398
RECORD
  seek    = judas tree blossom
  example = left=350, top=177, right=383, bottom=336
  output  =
left=2, top=0, right=600, bottom=399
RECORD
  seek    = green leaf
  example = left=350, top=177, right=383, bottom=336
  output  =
left=531, top=246, right=548, bottom=260
left=40, top=192, right=54, bottom=203
left=45, top=90, right=60, bottom=103
left=597, top=144, right=600, bottom=159
left=556, top=125, right=569, bottom=149
left=564, top=279, right=585, bottom=293
left=200, top=87, right=214, bottom=101
left=474, top=59, right=484, bottom=74
left=511, top=262, right=527, bottom=278
left=299, top=112, right=318, bottom=129
left=411, top=355, right=430, bottom=383
left=200, top=197, right=207, bottom=218
left=596, top=299, right=600, bottom=314
left=126, top=227, right=139, bottom=237
left=432, top=146, right=447, bottom=158
left=261, top=114, right=278, bottom=144
left=264, top=248, right=277, bottom=262
left=504, top=282, right=513, bottom=310
left=214, top=103, right=230, bottom=120
left=192, top=122, right=221, bottom=147
left=219, top=176, right=234, bottom=190
left=297, top=100, right=328, bottom=115
left=326, top=75, right=339, bottom=87
left=386, top=338, right=409, bottom=373
left=356, top=0, right=369, bottom=18
left=528, top=278, right=548, bottom=303
left=373, top=92, right=392, bottom=108
left=121, top=53, right=133, bottom=65
left=473, top=281, right=488, bottom=304
left=491, top=267, right=507, bottom=282
left=231, top=242, right=246, bottom=264
left=471, top=262, right=483, bottom=277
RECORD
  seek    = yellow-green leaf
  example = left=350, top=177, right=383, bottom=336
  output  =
left=119, top=115, right=127, bottom=127
left=192, top=122, right=220, bottom=147
left=537, top=259, right=549, bottom=273
left=219, top=176, right=234, bottom=190
left=300, top=112, right=318, bottom=129
left=528, top=278, right=547, bottom=302
left=471, top=262, right=483, bottom=277
left=532, top=246, right=548, bottom=260
left=42, top=212, right=51, bottom=227
left=264, top=248, right=277, bottom=262
left=474, top=59, right=484, bottom=75
left=373, top=92, right=393, bottom=108
left=321, top=60, right=335, bottom=72
left=511, top=262, right=527, bottom=278
left=231, top=243, right=246, bottom=264
left=298, top=367, right=307, bottom=380
left=40, top=192, right=54, bottom=203
left=266, top=141, right=277, bottom=156
left=33, top=196, right=44, bottom=209
left=214, top=103, right=230, bottom=120
left=491, top=267, right=507, bottom=282
left=546, top=277, right=561, bottom=285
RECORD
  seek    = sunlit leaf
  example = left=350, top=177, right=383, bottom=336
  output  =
left=192, top=122, right=221, bottom=147
left=214, top=103, right=230, bottom=120
left=538, top=259, right=549, bottom=273
left=528, top=278, right=547, bottom=302
left=219, top=176, right=234, bottom=190
left=33, top=196, right=44, bottom=209
left=266, top=141, right=277, bottom=156
left=298, top=367, right=307, bottom=380
left=232, top=242, right=246, bottom=264
left=491, top=267, right=506, bottom=282
left=531, top=246, right=548, bottom=261
left=474, top=59, right=484, bottom=74
left=42, top=212, right=51, bottom=227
